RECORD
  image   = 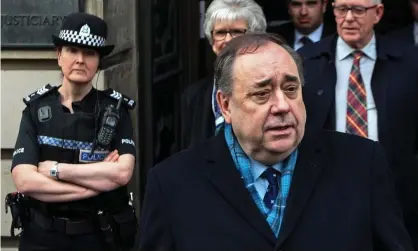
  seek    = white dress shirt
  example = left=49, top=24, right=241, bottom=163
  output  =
left=335, top=35, right=378, bottom=141
left=250, top=158, right=281, bottom=199
left=293, top=23, right=324, bottom=51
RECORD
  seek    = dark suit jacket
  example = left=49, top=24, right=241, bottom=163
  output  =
left=267, top=22, right=336, bottom=49
left=180, top=77, right=214, bottom=150
left=299, top=35, right=418, bottom=249
left=387, top=24, right=415, bottom=46
left=138, top=128, right=413, bottom=251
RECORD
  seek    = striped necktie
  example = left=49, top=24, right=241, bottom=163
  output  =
left=346, top=51, right=368, bottom=138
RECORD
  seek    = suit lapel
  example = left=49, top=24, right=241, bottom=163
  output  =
left=204, top=135, right=277, bottom=245
left=275, top=128, right=325, bottom=248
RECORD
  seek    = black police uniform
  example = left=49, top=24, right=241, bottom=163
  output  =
left=11, top=84, right=137, bottom=251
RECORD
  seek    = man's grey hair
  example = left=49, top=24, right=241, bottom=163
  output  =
left=204, top=0, right=267, bottom=45
left=214, top=33, right=305, bottom=96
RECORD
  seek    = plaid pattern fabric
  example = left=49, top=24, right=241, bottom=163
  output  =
left=59, top=30, right=106, bottom=47
left=224, top=124, right=298, bottom=237
left=38, top=135, right=106, bottom=151
left=346, top=51, right=368, bottom=137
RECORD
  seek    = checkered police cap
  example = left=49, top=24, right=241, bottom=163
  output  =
left=52, top=12, right=114, bottom=56
left=58, top=28, right=106, bottom=47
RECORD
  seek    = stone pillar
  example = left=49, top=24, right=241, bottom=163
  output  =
left=101, top=0, right=141, bottom=211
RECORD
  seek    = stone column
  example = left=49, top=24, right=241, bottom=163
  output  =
left=101, top=0, right=141, bottom=211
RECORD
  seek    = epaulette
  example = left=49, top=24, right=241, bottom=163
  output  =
left=102, top=88, right=136, bottom=109
left=23, top=84, right=57, bottom=105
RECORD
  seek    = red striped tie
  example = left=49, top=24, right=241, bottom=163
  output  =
left=346, top=51, right=368, bottom=138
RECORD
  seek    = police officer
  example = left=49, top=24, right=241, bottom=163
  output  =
left=11, top=12, right=137, bottom=251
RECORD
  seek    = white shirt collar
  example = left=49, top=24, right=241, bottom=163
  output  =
left=336, top=34, right=377, bottom=61
left=295, top=23, right=324, bottom=44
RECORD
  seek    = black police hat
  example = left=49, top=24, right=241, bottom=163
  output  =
left=52, top=12, right=114, bottom=56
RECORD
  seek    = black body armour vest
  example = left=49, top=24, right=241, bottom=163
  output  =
left=26, top=86, right=129, bottom=217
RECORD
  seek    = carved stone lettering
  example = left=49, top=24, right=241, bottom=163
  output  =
left=1, top=0, right=80, bottom=48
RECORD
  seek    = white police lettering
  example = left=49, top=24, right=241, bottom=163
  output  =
left=110, top=90, right=122, bottom=100
left=128, top=100, right=134, bottom=106
left=121, top=138, right=135, bottom=146
left=79, top=149, right=109, bottom=163
left=36, top=86, right=49, bottom=95
left=13, top=148, right=24, bottom=156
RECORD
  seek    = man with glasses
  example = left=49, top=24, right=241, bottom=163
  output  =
left=180, top=0, right=267, bottom=149
left=388, top=0, right=418, bottom=46
left=268, top=0, right=335, bottom=50
left=299, top=0, right=418, bottom=248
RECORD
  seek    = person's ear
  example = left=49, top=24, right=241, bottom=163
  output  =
left=56, top=48, right=62, bottom=68
left=217, top=90, right=232, bottom=124
left=373, top=4, right=384, bottom=24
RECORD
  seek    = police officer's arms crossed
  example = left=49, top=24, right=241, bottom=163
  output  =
left=35, top=127, right=135, bottom=192
left=11, top=103, right=136, bottom=201
left=15, top=149, right=118, bottom=202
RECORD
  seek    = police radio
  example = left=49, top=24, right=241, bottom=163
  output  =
left=90, top=98, right=122, bottom=156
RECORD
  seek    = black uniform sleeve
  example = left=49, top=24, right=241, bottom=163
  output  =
left=11, top=107, right=40, bottom=171
left=113, top=107, right=136, bottom=156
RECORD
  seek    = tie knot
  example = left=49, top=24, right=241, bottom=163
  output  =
left=352, top=50, right=364, bottom=61
left=262, top=168, right=280, bottom=186
left=300, top=36, right=313, bottom=46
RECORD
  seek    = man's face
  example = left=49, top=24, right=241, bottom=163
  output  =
left=211, top=19, right=248, bottom=55
left=334, top=0, right=384, bottom=48
left=217, top=42, right=306, bottom=164
left=57, top=46, right=100, bottom=84
left=411, top=0, right=418, bottom=21
left=288, top=0, right=327, bottom=34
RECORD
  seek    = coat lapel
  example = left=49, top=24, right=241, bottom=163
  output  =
left=301, top=36, right=338, bottom=130
left=317, top=59, right=337, bottom=129
left=204, top=134, right=277, bottom=245
left=371, top=36, right=401, bottom=150
left=275, top=128, right=326, bottom=248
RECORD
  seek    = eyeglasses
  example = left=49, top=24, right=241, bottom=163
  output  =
left=211, top=29, right=247, bottom=41
left=333, top=5, right=377, bottom=18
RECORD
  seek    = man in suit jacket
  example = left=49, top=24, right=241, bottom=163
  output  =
left=268, top=0, right=335, bottom=50
left=138, top=33, right=413, bottom=251
left=180, top=0, right=267, bottom=149
left=299, top=0, right=418, bottom=248
left=387, top=0, right=418, bottom=45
